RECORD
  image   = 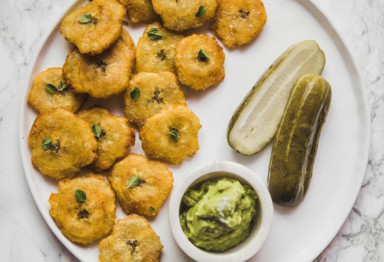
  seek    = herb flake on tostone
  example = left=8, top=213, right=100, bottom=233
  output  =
left=45, top=84, right=58, bottom=94
left=78, top=14, right=93, bottom=24
left=198, top=49, right=210, bottom=62
left=149, top=206, right=155, bottom=211
left=92, top=124, right=105, bottom=140
left=127, top=175, right=141, bottom=188
left=127, top=240, right=140, bottom=254
left=169, top=128, right=179, bottom=142
left=147, top=28, right=162, bottom=40
left=195, top=6, right=206, bottom=17
left=42, top=138, right=52, bottom=150
left=130, top=87, right=140, bottom=101
left=75, top=189, right=87, bottom=203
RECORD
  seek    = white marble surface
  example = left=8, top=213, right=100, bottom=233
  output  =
left=0, top=0, right=383, bottom=261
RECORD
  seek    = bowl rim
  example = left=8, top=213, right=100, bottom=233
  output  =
left=168, top=160, right=274, bottom=262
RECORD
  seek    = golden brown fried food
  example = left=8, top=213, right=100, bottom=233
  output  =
left=49, top=174, right=116, bottom=244
left=28, top=108, right=97, bottom=180
left=211, top=0, right=267, bottom=48
left=77, top=106, right=135, bottom=172
left=175, top=34, right=225, bottom=91
left=152, top=0, right=217, bottom=32
left=135, top=22, right=183, bottom=74
left=27, top=68, right=86, bottom=113
left=99, top=214, right=163, bottom=262
left=108, top=153, right=173, bottom=216
left=119, top=0, right=159, bottom=24
left=60, top=0, right=125, bottom=55
left=124, top=71, right=186, bottom=127
left=140, top=104, right=201, bottom=165
left=63, top=29, right=135, bottom=99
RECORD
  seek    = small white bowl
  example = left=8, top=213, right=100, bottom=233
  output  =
left=169, top=161, right=274, bottom=262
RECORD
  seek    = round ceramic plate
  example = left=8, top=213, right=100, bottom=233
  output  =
left=19, top=0, right=370, bottom=261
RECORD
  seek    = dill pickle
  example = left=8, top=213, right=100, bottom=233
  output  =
left=267, top=74, right=331, bottom=207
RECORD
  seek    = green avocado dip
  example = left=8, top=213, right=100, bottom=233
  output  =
left=179, top=177, right=258, bottom=252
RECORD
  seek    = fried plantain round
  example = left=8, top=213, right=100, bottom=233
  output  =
left=175, top=34, right=225, bottom=91
left=135, top=22, right=183, bottom=74
left=124, top=71, right=186, bottom=127
left=28, top=68, right=86, bottom=113
left=77, top=106, right=135, bottom=172
left=119, top=0, right=159, bottom=24
left=28, top=108, right=97, bottom=180
left=108, top=153, right=173, bottom=217
left=60, top=0, right=125, bottom=55
left=140, top=104, right=201, bottom=165
left=49, top=174, right=116, bottom=244
left=211, top=0, right=267, bottom=48
left=152, top=0, right=217, bottom=32
left=63, top=29, right=136, bottom=99
left=99, top=214, right=163, bottom=262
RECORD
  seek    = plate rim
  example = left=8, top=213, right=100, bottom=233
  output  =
left=18, top=0, right=371, bottom=261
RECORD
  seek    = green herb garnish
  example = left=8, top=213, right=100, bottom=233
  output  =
left=195, top=6, right=206, bottom=17
left=147, top=28, right=162, bottom=40
left=169, top=128, right=178, bottom=142
left=149, top=206, right=155, bottom=211
left=130, top=87, right=140, bottom=101
left=92, top=124, right=104, bottom=140
left=78, top=14, right=92, bottom=24
left=75, top=189, right=87, bottom=203
left=58, top=81, right=68, bottom=92
left=198, top=49, right=210, bottom=62
left=45, top=84, right=58, bottom=94
left=127, top=175, right=141, bottom=188
left=42, top=138, right=52, bottom=150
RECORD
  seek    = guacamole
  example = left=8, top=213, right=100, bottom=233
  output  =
left=180, top=177, right=258, bottom=252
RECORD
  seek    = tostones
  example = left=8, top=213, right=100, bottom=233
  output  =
left=152, top=0, right=217, bottom=32
left=49, top=174, right=116, bottom=244
left=63, top=29, right=135, bottom=99
left=175, top=34, right=225, bottom=91
left=211, top=0, right=267, bottom=48
left=119, top=0, right=159, bottom=24
left=140, top=104, right=201, bottom=165
left=77, top=106, right=135, bottom=172
left=28, top=108, right=97, bottom=180
left=60, top=0, right=125, bottom=55
left=99, top=214, right=163, bottom=262
left=28, top=68, right=86, bottom=113
left=124, top=71, right=186, bottom=127
left=108, top=153, right=173, bottom=217
left=135, top=22, right=183, bottom=74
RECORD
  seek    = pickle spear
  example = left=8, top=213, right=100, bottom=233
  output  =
left=268, top=74, right=331, bottom=206
left=227, top=40, right=325, bottom=155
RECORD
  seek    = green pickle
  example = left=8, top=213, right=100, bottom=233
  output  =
left=268, top=74, right=332, bottom=207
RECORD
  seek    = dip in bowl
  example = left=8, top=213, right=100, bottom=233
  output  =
left=169, top=161, right=273, bottom=262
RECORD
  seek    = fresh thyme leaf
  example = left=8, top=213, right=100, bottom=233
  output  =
left=130, top=87, right=140, bottom=101
left=42, top=138, right=52, bottom=150
left=127, top=175, right=141, bottom=188
left=75, top=189, right=87, bottom=203
left=92, top=124, right=103, bottom=140
left=147, top=28, right=162, bottom=40
left=78, top=14, right=92, bottom=24
left=195, top=6, right=206, bottom=17
left=45, top=84, right=58, bottom=94
left=169, top=128, right=178, bottom=142
left=58, top=81, right=68, bottom=92
left=198, top=49, right=210, bottom=62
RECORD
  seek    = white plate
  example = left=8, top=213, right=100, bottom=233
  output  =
left=19, top=0, right=370, bottom=261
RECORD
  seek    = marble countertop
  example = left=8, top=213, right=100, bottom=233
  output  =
left=1, top=0, right=383, bottom=261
